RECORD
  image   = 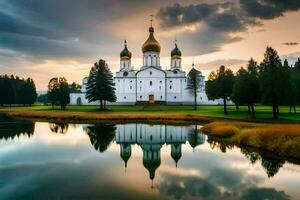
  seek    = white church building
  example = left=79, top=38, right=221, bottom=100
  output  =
left=70, top=24, right=219, bottom=105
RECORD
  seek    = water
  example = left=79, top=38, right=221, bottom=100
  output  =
left=0, top=118, right=299, bottom=200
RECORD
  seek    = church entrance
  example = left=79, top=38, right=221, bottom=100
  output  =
left=149, top=95, right=154, bottom=103
left=76, top=97, right=82, bottom=105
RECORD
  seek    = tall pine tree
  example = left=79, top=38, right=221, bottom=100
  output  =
left=259, top=47, right=289, bottom=119
left=86, top=59, right=116, bottom=110
left=206, top=65, right=234, bottom=115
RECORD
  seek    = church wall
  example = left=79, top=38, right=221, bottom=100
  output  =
left=166, top=77, right=186, bottom=102
left=136, top=124, right=166, bottom=144
left=136, top=67, right=166, bottom=102
left=116, top=124, right=137, bottom=144
left=115, top=77, right=136, bottom=103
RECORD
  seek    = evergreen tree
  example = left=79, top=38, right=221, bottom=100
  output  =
left=0, top=75, right=36, bottom=106
left=290, top=58, right=300, bottom=106
left=205, top=65, right=234, bottom=115
left=186, top=67, right=202, bottom=110
left=283, top=59, right=298, bottom=112
left=19, top=78, right=37, bottom=105
left=259, top=47, right=289, bottom=119
left=232, top=58, right=260, bottom=118
left=2, top=76, right=16, bottom=107
left=86, top=59, right=116, bottom=110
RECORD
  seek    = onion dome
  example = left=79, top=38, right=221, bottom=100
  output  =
left=143, top=158, right=161, bottom=180
left=120, top=40, right=132, bottom=60
left=171, top=43, right=182, bottom=58
left=120, top=144, right=131, bottom=168
left=171, top=144, right=182, bottom=167
left=142, top=27, right=161, bottom=53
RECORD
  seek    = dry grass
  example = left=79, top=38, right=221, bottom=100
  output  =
left=201, top=122, right=300, bottom=159
left=0, top=109, right=214, bottom=125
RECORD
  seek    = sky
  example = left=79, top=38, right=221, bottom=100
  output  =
left=0, top=0, right=300, bottom=90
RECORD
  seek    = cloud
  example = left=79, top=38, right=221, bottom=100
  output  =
left=240, top=0, right=300, bottom=19
left=193, top=59, right=248, bottom=71
left=283, top=42, right=299, bottom=46
left=0, top=0, right=163, bottom=62
left=156, top=1, right=300, bottom=55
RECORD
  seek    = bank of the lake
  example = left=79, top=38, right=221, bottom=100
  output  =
left=1, top=105, right=300, bottom=123
left=201, top=121, right=300, bottom=160
left=1, top=105, right=300, bottom=160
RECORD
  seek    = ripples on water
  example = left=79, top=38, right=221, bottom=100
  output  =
left=0, top=117, right=299, bottom=200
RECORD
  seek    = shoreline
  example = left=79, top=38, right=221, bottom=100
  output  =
left=0, top=109, right=299, bottom=125
left=1, top=109, right=300, bottom=161
left=201, top=121, right=300, bottom=160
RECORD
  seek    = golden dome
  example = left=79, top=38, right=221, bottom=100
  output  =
left=142, top=27, right=161, bottom=53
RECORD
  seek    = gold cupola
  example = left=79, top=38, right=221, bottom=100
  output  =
left=142, top=26, right=161, bottom=53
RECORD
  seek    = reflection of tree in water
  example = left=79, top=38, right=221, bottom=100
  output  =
left=49, top=123, right=69, bottom=134
left=207, top=137, right=234, bottom=153
left=241, top=148, right=285, bottom=178
left=208, top=138, right=286, bottom=178
left=187, top=125, right=206, bottom=151
left=0, top=115, right=35, bottom=140
left=85, top=124, right=116, bottom=153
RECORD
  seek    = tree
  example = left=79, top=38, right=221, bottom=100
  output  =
left=47, top=77, right=70, bottom=110
left=86, top=59, right=116, bottom=110
left=57, top=77, right=70, bottom=110
left=206, top=65, right=234, bottom=115
left=37, top=94, right=49, bottom=105
left=69, top=82, right=81, bottom=93
left=232, top=59, right=260, bottom=118
left=0, top=75, right=36, bottom=107
left=2, top=76, right=16, bottom=107
left=290, top=58, right=300, bottom=108
left=19, top=78, right=37, bottom=105
left=47, top=77, right=59, bottom=109
left=259, top=47, right=290, bottom=119
left=283, top=59, right=298, bottom=113
left=186, top=67, right=202, bottom=110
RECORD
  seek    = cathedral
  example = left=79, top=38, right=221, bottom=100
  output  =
left=70, top=23, right=218, bottom=105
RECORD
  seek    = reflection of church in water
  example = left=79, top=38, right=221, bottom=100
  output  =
left=115, top=124, right=205, bottom=181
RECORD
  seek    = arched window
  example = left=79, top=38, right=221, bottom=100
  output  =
left=150, top=81, right=152, bottom=86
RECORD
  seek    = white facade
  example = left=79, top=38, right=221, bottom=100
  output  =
left=70, top=25, right=222, bottom=105
left=114, top=124, right=206, bottom=179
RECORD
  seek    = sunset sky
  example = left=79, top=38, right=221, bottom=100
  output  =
left=0, top=0, right=300, bottom=90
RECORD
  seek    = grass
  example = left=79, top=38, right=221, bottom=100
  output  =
left=201, top=121, right=300, bottom=159
left=1, top=104, right=300, bottom=122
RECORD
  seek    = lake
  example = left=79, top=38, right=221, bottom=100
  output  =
left=0, top=117, right=299, bottom=200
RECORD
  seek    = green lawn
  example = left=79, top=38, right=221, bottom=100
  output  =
left=1, top=104, right=300, bottom=122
